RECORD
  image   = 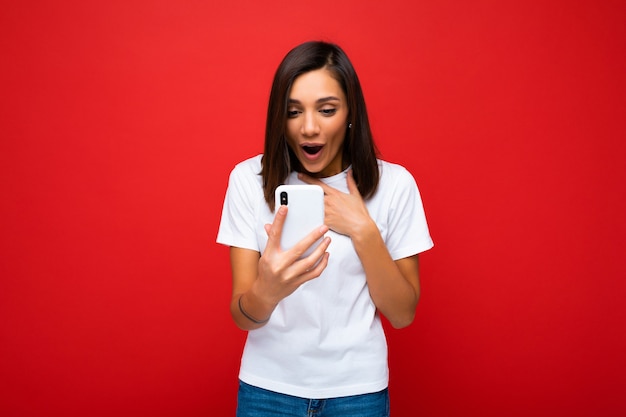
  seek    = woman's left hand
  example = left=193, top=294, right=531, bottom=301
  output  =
left=299, top=170, right=375, bottom=238
left=301, top=169, right=421, bottom=329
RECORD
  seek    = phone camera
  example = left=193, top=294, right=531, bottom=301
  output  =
left=280, top=191, right=288, bottom=206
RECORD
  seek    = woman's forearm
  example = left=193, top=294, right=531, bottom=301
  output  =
left=351, top=220, right=420, bottom=329
left=230, top=284, right=277, bottom=331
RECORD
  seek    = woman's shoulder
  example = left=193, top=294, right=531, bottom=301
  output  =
left=377, top=159, right=415, bottom=184
left=226, top=154, right=264, bottom=190
left=231, top=154, right=263, bottom=174
left=227, top=154, right=263, bottom=180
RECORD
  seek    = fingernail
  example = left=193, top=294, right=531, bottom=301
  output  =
left=320, top=225, right=329, bottom=233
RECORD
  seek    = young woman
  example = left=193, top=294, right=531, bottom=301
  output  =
left=217, top=41, right=433, bottom=417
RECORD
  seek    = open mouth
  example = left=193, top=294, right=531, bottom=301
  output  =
left=302, top=145, right=323, bottom=155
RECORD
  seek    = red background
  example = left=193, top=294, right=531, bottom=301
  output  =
left=1, top=1, right=625, bottom=416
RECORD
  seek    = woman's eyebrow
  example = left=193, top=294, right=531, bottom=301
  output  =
left=288, top=96, right=341, bottom=104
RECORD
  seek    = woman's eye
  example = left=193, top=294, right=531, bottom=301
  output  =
left=320, top=108, right=337, bottom=116
left=287, top=109, right=300, bottom=118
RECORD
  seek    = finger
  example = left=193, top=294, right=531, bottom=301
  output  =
left=266, top=205, right=288, bottom=247
left=297, top=172, right=322, bottom=187
left=298, top=252, right=330, bottom=283
left=291, top=234, right=331, bottom=277
left=297, top=172, right=318, bottom=184
left=346, top=169, right=360, bottom=195
left=298, top=172, right=338, bottom=196
left=289, top=224, right=329, bottom=260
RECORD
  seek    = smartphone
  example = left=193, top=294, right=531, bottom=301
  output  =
left=274, top=184, right=325, bottom=258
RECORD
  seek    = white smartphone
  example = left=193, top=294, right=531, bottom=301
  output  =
left=274, top=184, right=325, bottom=258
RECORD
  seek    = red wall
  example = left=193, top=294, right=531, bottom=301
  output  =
left=1, top=1, right=624, bottom=416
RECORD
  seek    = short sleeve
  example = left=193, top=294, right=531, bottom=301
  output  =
left=384, top=166, right=434, bottom=260
left=216, top=160, right=262, bottom=251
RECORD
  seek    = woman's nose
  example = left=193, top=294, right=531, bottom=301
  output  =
left=300, top=112, right=320, bottom=136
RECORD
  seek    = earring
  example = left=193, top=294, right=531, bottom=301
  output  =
left=348, top=123, right=352, bottom=129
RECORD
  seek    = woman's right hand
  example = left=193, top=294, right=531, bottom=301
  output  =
left=256, top=205, right=331, bottom=306
left=229, top=205, right=330, bottom=329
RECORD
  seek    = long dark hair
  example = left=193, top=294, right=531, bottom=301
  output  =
left=261, top=41, right=379, bottom=211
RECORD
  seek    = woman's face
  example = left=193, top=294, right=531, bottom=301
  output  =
left=285, top=68, right=348, bottom=178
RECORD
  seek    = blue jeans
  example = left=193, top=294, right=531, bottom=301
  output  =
left=236, top=380, right=390, bottom=417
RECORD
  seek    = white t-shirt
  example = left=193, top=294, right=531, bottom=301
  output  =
left=217, top=154, right=433, bottom=399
